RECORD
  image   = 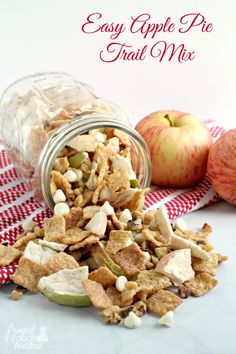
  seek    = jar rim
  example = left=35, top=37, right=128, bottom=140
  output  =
left=37, top=113, right=152, bottom=210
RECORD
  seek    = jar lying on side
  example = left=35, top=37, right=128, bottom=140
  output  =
left=0, top=72, right=152, bottom=212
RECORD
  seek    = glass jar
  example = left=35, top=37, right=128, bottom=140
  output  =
left=0, top=72, right=151, bottom=210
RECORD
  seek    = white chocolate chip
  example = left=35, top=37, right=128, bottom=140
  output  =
left=73, top=169, right=83, bottom=182
left=158, top=311, right=174, bottom=327
left=54, top=202, right=70, bottom=216
left=63, top=170, right=77, bottom=182
left=119, top=209, right=132, bottom=223
left=143, top=251, right=151, bottom=263
left=174, top=218, right=188, bottom=232
left=100, top=201, right=114, bottom=216
left=53, top=189, right=66, bottom=204
left=22, top=220, right=36, bottom=232
left=123, top=311, right=142, bottom=329
left=115, top=275, right=128, bottom=292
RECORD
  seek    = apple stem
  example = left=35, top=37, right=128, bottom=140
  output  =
left=164, top=114, right=173, bottom=127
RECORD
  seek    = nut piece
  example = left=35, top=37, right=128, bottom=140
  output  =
left=11, top=289, right=23, bottom=300
left=100, top=306, right=122, bottom=324
left=158, top=311, right=174, bottom=327
left=178, top=285, right=191, bottom=298
left=133, top=301, right=147, bottom=317
left=125, top=281, right=138, bottom=290
left=154, top=247, right=168, bottom=259
left=216, top=253, right=228, bottom=263
left=123, top=311, right=142, bottom=329
left=134, top=233, right=145, bottom=244
left=143, top=251, right=151, bottom=263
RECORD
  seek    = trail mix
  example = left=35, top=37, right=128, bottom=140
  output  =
left=0, top=133, right=228, bottom=329
left=50, top=128, right=145, bottom=215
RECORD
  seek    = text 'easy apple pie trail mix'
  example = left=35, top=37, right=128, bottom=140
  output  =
left=0, top=131, right=228, bottom=329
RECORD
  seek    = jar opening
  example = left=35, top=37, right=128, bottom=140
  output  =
left=37, top=114, right=152, bottom=210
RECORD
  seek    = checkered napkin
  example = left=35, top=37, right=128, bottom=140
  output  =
left=0, top=120, right=225, bottom=286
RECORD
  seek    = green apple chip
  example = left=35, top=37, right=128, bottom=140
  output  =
left=38, top=266, right=91, bottom=307
left=129, top=179, right=141, bottom=189
left=92, top=243, right=126, bottom=277
left=68, top=152, right=88, bottom=168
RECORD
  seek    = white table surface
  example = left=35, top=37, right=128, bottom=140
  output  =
left=0, top=201, right=235, bottom=354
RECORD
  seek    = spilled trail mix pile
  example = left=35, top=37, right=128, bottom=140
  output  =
left=0, top=130, right=228, bottom=329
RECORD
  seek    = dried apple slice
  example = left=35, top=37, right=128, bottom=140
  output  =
left=38, top=239, right=67, bottom=252
left=85, top=211, right=107, bottom=236
left=38, top=266, right=91, bottom=307
left=154, top=205, right=173, bottom=239
left=68, top=152, right=88, bottom=168
left=24, top=241, right=57, bottom=265
left=129, top=179, right=141, bottom=189
left=92, top=243, right=126, bottom=277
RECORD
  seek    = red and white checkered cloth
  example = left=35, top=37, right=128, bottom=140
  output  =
left=0, top=119, right=225, bottom=286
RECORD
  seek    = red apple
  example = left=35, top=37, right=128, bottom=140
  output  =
left=207, top=129, right=236, bottom=205
left=135, top=110, right=212, bottom=187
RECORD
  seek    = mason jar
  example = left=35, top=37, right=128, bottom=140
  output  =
left=0, top=72, right=151, bottom=211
